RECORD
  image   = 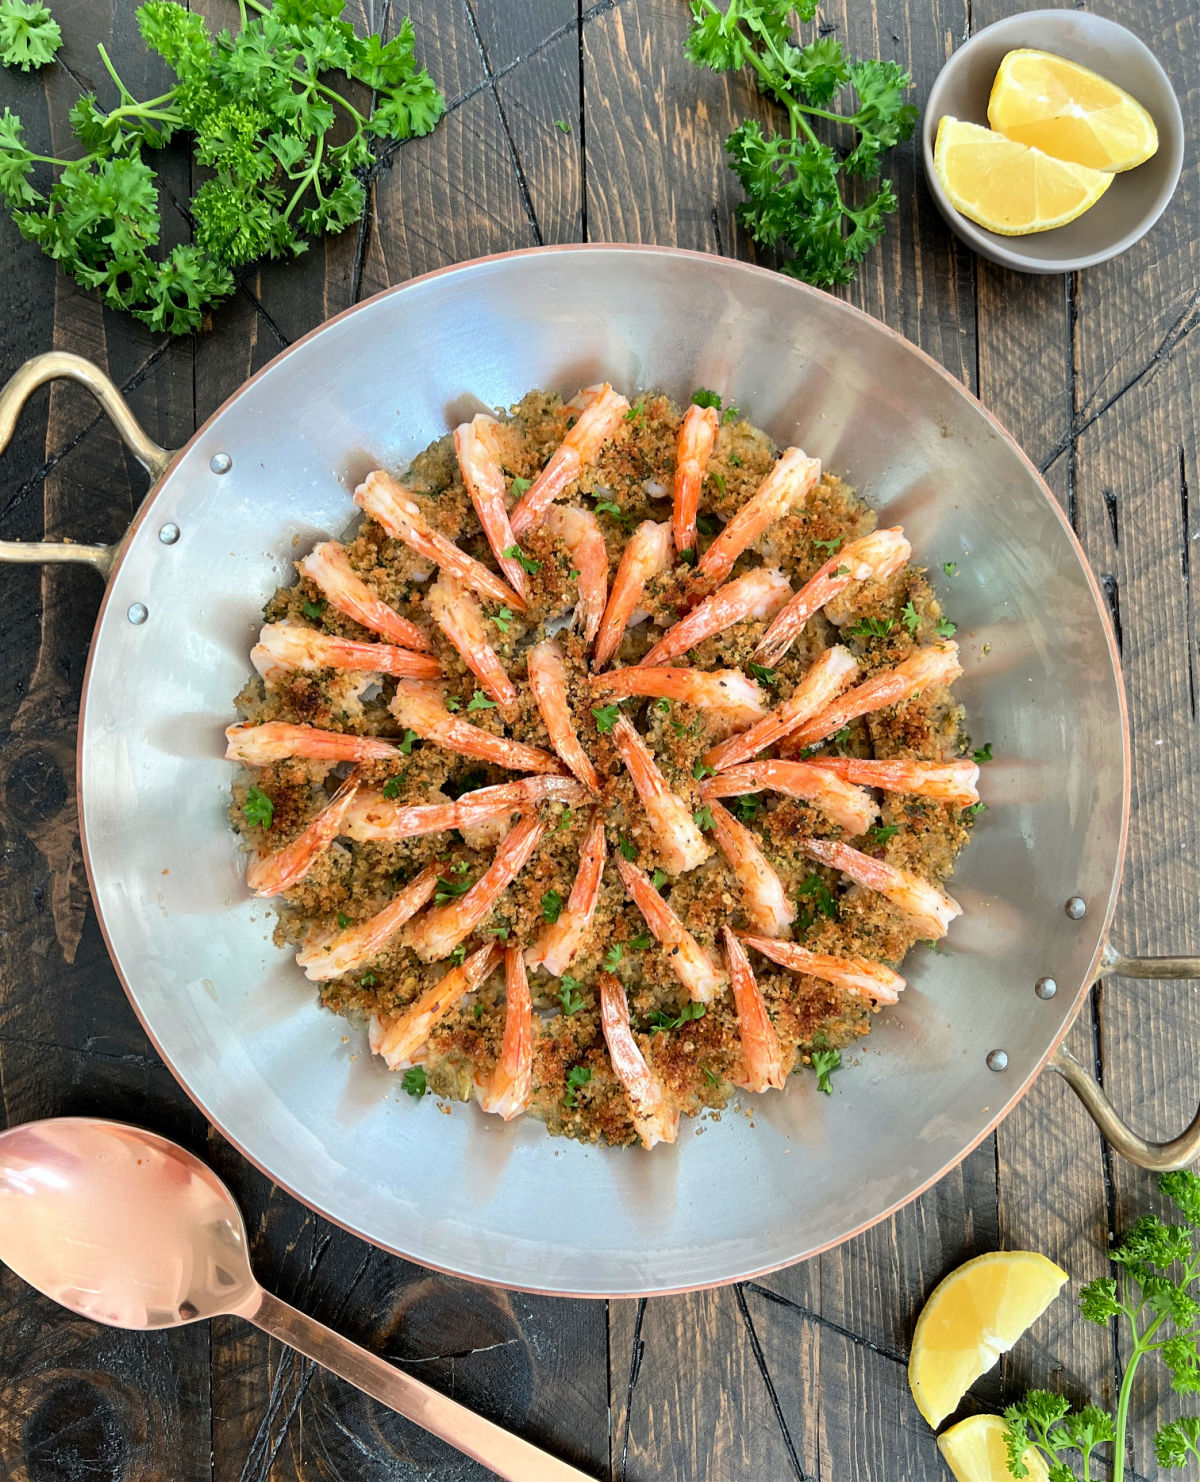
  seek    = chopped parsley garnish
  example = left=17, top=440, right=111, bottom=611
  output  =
left=398, top=729, right=419, bottom=754
left=556, top=808, right=573, bottom=832
left=796, top=872, right=838, bottom=931
left=845, top=616, right=894, bottom=640
left=568, top=567, right=580, bottom=581
left=722, top=406, right=740, bottom=424
left=301, top=598, right=326, bottom=621
left=445, top=696, right=462, bottom=711
left=509, top=475, right=532, bottom=496
left=901, top=600, right=920, bottom=634
left=558, top=977, right=585, bottom=1016
left=435, top=873, right=474, bottom=904
left=691, top=388, right=721, bottom=409
left=487, top=925, right=510, bottom=940
left=654, top=697, right=672, bottom=714
left=448, top=943, right=467, bottom=965
left=747, top=662, right=778, bottom=687
left=473, top=1002, right=484, bottom=1019
left=832, top=563, right=850, bottom=577
left=336, top=912, right=350, bottom=929
left=401, top=1067, right=427, bottom=1098
left=702, top=1064, right=721, bottom=1086
left=630, top=933, right=654, bottom=951
left=811, top=1048, right=841, bottom=1094
left=693, top=804, right=714, bottom=832
left=594, top=499, right=623, bottom=518
left=467, top=690, right=497, bottom=712
left=541, top=888, right=564, bottom=924
left=693, top=759, right=716, bottom=781
left=489, top=606, right=514, bottom=635
left=708, top=471, right=726, bottom=496
left=359, top=972, right=377, bottom=987
left=651, top=868, right=668, bottom=889
left=697, top=512, right=722, bottom=536
left=966, top=801, right=987, bottom=817
left=733, top=794, right=762, bottom=824
left=592, top=702, right=622, bottom=734
left=618, top=835, right=637, bottom=861
left=942, top=561, right=958, bottom=577
left=812, top=535, right=843, bottom=555
left=603, top=944, right=624, bottom=970
left=623, top=400, right=645, bottom=425
left=972, top=742, right=993, bottom=763
left=868, top=823, right=899, bottom=844
left=649, top=1001, right=706, bottom=1032
left=934, top=616, right=957, bottom=638
left=563, top=1064, right=592, bottom=1107
left=554, top=118, right=571, bottom=133
left=502, top=543, right=542, bottom=574
left=729, top=452, right=741, bottom=466
left=679, top=546, right=697, bottom=566
left=242, top=787, right=274, bottom=829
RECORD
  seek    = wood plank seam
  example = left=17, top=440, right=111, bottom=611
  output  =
left=742, top=1283, right=908, bottom=1367
left=1181, top=446, right=1196, bottom=720
left=616, top=1297, right=645, bottom=1482
left=733, top=1285, right=808, bottom=1481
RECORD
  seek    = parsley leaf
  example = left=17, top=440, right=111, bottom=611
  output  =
left=747, top=662, right=778, bottom=687
left=972, top=742, right=993, bottom=763
left=434, top=873, right=473, bottom=905
left=603, top=944, right=624, bottom=970
left=554, top=118, right=571, bottom=133
left=0, top=0, right=61, bottom=70
left=733, top=793, right=762, bottom=824
left=624, top=400, right=645, bottom=425
left=811, top=1047, right=840, bottom=1093
left=509, top=475, right=532, bottom=496
left=563, top=1064, right=591, bottom=1107
left=693, top=804, right=714, bottom=831
left=678, top=545, right=697, bottom=566
left=489, top=606, right=514, bottom=635
left=302, top=598, right=326, bottom=621
left=654, top=697, right=672, bottom=714
left=502, top=542, right=542, bottom=574
left=448, top=943, right=467, bottom=965
left=651, top=868, right=668, bottom=889
left=382, top=775, right=404, bottom=800
left=942, top=560, right=958, bottom=577
left=845, top=615, right=894, bottom=639
left=401, top=1066, right=427, bottom=1098
left=558, top=976, right=585, bottom=1016
left=693, top=758, right=716, bottom=781
left=337, top=912, right=350, bottom=929
left=541, top=888, right=564, bottom=924
left=901, top=600, right=920, bottom=634
left=649, top=1000, right=706, bottom=1032
left=398, top=728, right=419, bottom=755
left=630, top=933, right=654, bottom=951
left=592, top=702, right=622, bottom=734
left=242, top=786, right=273, bottom=829
left=359, top=971, right=377, bottom=987
left=691, top=388, right=722, bottom=409
left=618, top=835, right=637, bottom=861
left=867, top=822, right=899, bottom=844
left=934, top=616, right=957, bottom=638
left=467, top=690, right=497, bottom=712
left=813, top=536, right=844, bottom=554
left=556, top=808, right=572, bottom=832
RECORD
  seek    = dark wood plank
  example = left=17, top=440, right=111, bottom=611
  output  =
left=470, top=0, right=577, bottom=75
left=492, top=27, right=583, bottom=244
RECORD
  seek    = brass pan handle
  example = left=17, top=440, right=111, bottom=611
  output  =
left=1052, top=943, right=1200, bottom=1170
left=0, top=351, right=177, bottom=580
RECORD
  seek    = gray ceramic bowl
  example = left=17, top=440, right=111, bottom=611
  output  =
left=922, top=10, right=1184, bottom=273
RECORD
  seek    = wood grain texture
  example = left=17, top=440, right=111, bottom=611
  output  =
left=1, top=0, right=1198, bottom=1478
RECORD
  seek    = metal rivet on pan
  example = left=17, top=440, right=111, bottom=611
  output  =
left=127, top=603, right=148, bottom=625
left=986, top=1049, right=1009, bottom=1072
left=158, top=523, right=180, bottom=545
left=209, top=452, right=232, bottom=475
left=1065, top=896, right=1087, bottom=920
left=1035, top=976, right=1058, bottom=1000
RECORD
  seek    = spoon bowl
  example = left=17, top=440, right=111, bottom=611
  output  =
left=0, top=1116, right=593, bottom=1482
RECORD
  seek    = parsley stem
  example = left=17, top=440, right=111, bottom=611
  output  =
left=96, top=44, right=136, bottom=105
left=283, top=133, right=325, bottom=221
left=310, top=75, right=369, bottom=127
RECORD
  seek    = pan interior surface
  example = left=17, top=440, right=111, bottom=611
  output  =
left=78, top=247, right=1126, bottom=1296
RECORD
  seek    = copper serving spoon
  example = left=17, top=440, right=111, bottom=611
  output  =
left=0, top=1117, right=593, bottom=1482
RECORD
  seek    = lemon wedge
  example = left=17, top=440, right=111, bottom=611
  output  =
left=938, top=1414, right=1052, bottom=1482
left=908, top=1249, right=1068, bottom=1428
left=988, top=48, right=1158, bottom=173
left=934, top=116, right=1112, bottom=235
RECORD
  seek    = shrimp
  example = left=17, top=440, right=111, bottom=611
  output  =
left=801, top=837, right=961, bottom=939
left=225, top=720, right=401, bottom=766
left=740, top=933, right=906, bottom=1004
left=542, top=504, right=609, bottom=647
left=405, top=814, right=548, bottom=961
left=344, top=776, right=587, bottom=842
left=298, top=541, right=433, bottom=653
left=638, top=567, right=793, bottom=669
left=251, top=622, right=441, bottom=686
left=781, top=643, right=963, bottom=755
left=427, top=575, right=517, bottom=713
left=721, top=929, right=788, bottom=1092
left=614, top=854, right=727, bottom=1002
left=592, top=667, right=769, bottom=729
left=390, top=682, right=564, bottom=775
left=672, top=403, right=720, bottom=554
left=509, top=384, right=630, bottom=534
left=611, top=716, right=712, bottom=875
left=702, top=758, right=877, bottom=836
left=453, top=415, right=528, bottom=601
left=476, top=947, right=534, bottom=1120
left=245, top=773, right=359, bottom=897
left=802, top=757, right=981, bottom=806
left=707, top=801, right=795, bottom=936
left=296, top=864, right=439, bottom=981
left=694, top=448, right=821, bottom=584
left=592, top=520, right=673, bottom=671
left=369, top=941, right=503, bottom=1071
left=526, top=809, right=606, bottom=976
left=752, top=527, right=912, bottom=667
left=703, top=646, right=858, bottom=772
left=354, top=469, right=526, bottom=611
left=599, top=974, right=679, bottom=1150
left=526, top=640, right=601, bottom=791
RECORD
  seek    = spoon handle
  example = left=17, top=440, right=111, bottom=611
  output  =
left=248, top=1288, right=594, bottom=1481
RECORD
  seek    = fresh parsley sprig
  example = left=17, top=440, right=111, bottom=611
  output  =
left=1005, top=1171, right=1200, bottom=1482
left=0, top=0, right=60, bottom=70
left=0, top=0, right=444, bottom=332
left=685, top=0, right=917, bottom=287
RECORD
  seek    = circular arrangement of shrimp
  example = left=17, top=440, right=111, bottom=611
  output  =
left=227, top=385, right=980, bottom=1149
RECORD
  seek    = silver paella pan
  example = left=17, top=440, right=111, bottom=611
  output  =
left=3, top=245, right=1197, bottom=1298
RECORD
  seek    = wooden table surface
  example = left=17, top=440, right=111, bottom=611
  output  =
left=1, top=1, right=1196, bottom=1478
